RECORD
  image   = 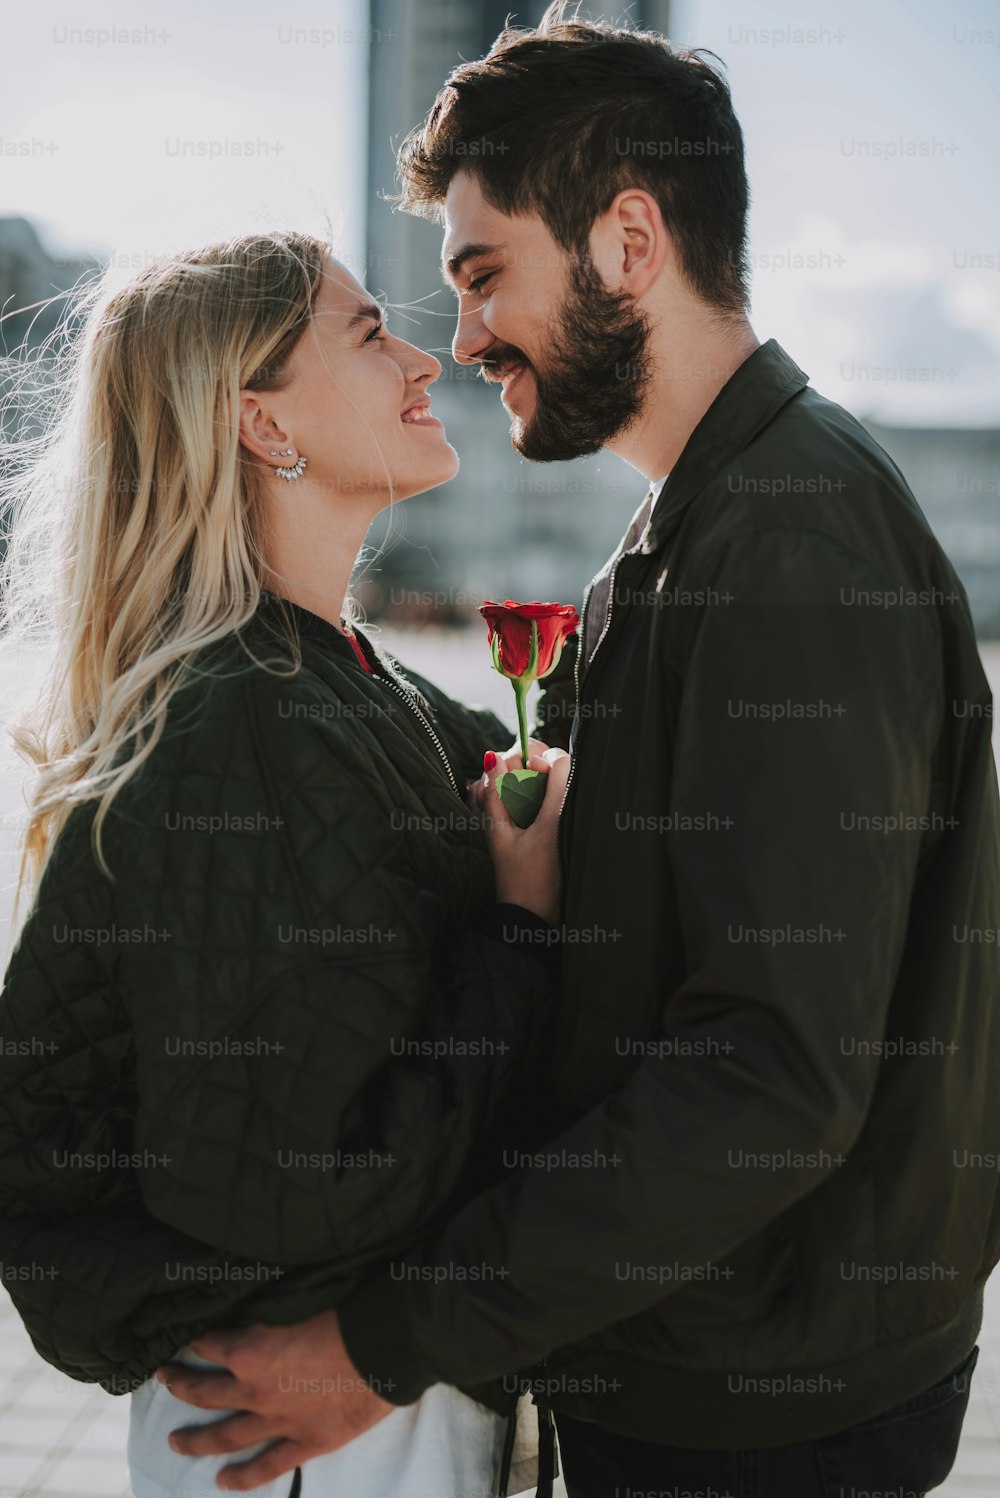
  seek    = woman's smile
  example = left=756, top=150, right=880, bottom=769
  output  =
left=400, top=395, right=445, bottom=429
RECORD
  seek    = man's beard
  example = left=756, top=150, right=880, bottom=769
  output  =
left=483, top=255, right=652, bottom=463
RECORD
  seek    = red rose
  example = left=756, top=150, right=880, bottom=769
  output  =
left=479, top=600, right=580, bottom=683
left=479, top=599, right=580, bottom=828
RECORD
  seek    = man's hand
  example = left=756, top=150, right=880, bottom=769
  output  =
left=157, top=1309, right=395, bottom=1492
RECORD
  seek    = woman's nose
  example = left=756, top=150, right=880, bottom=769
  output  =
left=401, top=342, right=442, bottom=385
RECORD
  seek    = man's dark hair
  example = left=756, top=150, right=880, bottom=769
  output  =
left=396, top=1, right=751, bottom=317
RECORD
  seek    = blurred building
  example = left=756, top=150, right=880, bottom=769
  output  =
left=361, top=0, right=675, bottom=619
left=0, top=0, right=996, bottom=638
left=0, top=217, right=97, bottom=472
left=863, top=421, right=1000, bottom=638
left=359, top=1, right=999, bottom=637
left=0, top=217, right=95, bottom=358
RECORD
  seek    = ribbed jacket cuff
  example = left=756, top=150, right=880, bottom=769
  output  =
left=338, top=1266, right=440, bottom=1407
left=469, top=901, right=562, bottom=982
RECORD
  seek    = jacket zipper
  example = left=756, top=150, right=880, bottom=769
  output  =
left=374, top=670, right=462, bottom=800
left=557, top=559, right=622, bottom=864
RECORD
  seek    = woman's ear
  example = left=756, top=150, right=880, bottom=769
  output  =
left=238, top=392, right=290, bottom=463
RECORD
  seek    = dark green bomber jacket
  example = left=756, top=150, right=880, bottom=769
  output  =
left=0, top=593, right=560, bottom=1407
left=337, top=341, right=1000, bottom=1449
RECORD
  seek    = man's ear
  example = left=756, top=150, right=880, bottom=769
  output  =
left=238, top=392, right=291, bottom=463
left=589, top=188, right=668, bottom=297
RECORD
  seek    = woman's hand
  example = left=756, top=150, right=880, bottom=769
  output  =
left=503, top=735, right=552, bottom=770
left=465, top=737, right=552, bottom=812
left=473, top=745, right=571, bottom=927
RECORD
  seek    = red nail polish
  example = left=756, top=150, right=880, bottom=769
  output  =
left=483, top=751, right=497, bottom=773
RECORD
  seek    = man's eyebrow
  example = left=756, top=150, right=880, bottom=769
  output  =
left=345, top=299, right=385, bottom=332
left=442, top=242, right=505, bottom=283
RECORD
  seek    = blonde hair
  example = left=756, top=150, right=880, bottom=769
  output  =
left=1, top=230, right=331, bottom=938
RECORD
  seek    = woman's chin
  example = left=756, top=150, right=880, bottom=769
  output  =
left=392, top=446, right=460, bottom=501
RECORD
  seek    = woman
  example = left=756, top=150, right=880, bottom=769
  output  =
left=0, top=232, right=569, bottom=1497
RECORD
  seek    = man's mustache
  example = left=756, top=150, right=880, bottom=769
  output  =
left=479, top=344, right=531, bottom=381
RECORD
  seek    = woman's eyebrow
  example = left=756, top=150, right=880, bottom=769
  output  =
left=345, top=299, right=385, bottom=332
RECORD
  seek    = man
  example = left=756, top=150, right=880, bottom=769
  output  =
left=163, top=6, right=1000, bottom=1495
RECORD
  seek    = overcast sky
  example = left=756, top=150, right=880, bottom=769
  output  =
left=1, top=0, right=997, bottom=424
left=0, top=0, right=369, bottom=268
left=674, top=0, right=1000, bottom=424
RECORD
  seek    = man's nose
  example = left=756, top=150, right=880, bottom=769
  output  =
left=452, top=303, right=492, bottom=366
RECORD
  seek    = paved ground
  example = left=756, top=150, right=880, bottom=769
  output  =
left=1, top=635, right=998, bottom=1497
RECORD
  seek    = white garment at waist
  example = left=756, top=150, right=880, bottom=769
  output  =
left=128, top=1346, right=539, bottom=1498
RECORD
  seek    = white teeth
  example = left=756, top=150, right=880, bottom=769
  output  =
left=403, top=407, right=430, bottom=422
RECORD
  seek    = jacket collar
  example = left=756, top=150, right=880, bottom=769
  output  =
left=253, top=589, right=375, bottom=669
left=642, top=339, right=809, bottom=552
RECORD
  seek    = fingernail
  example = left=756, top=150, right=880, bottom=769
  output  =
left=483, top=751, right=497, bottom=773
left=168, top=1435, right=181, bottom=1451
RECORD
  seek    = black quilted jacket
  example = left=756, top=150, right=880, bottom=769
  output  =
left=0, top=592, right=558, bottom=1401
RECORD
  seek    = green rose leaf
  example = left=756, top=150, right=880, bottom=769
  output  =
left=495, top=768, right=546, bottom=828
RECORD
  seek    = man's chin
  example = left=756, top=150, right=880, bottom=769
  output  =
left=509, top=414, right=533, bottom=459
left=512, top=412, right=607, bottom=463
left=506, top=374, right=621, bottom=461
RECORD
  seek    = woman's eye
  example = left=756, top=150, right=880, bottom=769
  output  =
left=468, top=272, right=495, bottom=295
left=364, top=322, right=387, bottom=344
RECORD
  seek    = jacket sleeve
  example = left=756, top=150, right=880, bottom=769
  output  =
left=120, top=671, right=558, bottom=1274
left=337, top=525, right=942, bottom=1400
